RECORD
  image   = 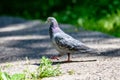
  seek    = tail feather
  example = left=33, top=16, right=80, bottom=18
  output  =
left=79, top=48, right=100, bottom=54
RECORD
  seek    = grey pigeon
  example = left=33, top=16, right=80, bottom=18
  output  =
left=47, top=17, right=99, bottom=62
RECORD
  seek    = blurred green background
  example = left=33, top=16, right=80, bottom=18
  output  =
left=0, top=0, right=120, bottom=37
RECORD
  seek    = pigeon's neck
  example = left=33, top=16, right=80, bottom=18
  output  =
left=49, top=21, right=61, bottom=38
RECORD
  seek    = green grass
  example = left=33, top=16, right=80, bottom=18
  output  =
left=37, top=56, right=61, bottom=78
left=81, top=11, right=120, bottom=37
left=0, top=71, right=25, bottom=80
left=0, top=56, right=61, bottom=80
left=54, top=9, right=120, bottom=37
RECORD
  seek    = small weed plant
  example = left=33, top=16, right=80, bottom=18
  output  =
left=0, top=56, right=61, bottom=80
left=37, top=56, right=61, bottom=78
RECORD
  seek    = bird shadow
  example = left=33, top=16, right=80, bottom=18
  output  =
left=33, top=59, right=97, bottom=66
left=53, top=59, right=97, bottom=65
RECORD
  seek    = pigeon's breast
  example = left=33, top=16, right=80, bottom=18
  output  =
left=51, top=37, right=66, bottom=54
left=51, top=34, right=78, bottom=54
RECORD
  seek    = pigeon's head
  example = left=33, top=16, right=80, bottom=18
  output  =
left=47, top=17, right=61, bottom=34
left=47, top=17, right=57, bottom=23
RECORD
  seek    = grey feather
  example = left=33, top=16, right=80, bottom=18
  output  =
left=53, top=32, right=98, bottom=54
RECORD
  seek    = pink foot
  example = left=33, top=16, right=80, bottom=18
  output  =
left=64, top=60, right=72, bottom=62
left=50, top=56, right=59, bottom=60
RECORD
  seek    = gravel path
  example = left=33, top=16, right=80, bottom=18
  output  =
left=0, top=16, right=120, bottom=80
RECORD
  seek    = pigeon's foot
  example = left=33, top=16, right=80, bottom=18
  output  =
left=64, top=60, right=72, bottom=62
left=50, top=56, right=59, bottom=60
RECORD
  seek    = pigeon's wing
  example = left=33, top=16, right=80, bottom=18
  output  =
left=54, top=34, right=91, bottom=52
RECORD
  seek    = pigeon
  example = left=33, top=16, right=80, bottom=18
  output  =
left=47, top=17, right=99, bottom=62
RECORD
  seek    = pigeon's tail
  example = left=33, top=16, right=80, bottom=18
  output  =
left=79, top=48, right=100, bottom=55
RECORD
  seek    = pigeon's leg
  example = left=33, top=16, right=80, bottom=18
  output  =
left=67, top=53, right=71, bottom=62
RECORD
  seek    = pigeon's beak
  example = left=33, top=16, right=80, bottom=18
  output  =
left=45, top=19, right=50, bottom=24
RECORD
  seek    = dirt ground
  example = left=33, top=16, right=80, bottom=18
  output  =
left=0, top=16, right=120, bottom=80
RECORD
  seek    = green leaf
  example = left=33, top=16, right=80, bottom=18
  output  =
left=11, top=73, right=25, bottom=80
left=1, top=72, right=11, bottom=80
